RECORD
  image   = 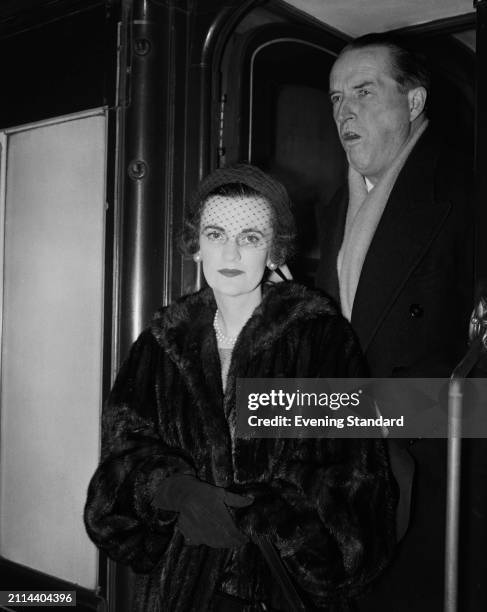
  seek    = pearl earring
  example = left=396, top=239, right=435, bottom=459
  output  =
left=193, top=252, right=201, bottom=263
left=268, top=261, right=277, bottom=270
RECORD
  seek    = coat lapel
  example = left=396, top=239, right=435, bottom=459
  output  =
left=351, top=131, right=451, bottom=353
left=151, top=289, right=231, bottom=433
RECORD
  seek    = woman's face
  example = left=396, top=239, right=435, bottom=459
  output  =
left=197, top=194, right=273, bottom=299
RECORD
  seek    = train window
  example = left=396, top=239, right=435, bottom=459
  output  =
left=223, top=36, right=346, bottom=285
left=0, top=110, right=106, bottom=589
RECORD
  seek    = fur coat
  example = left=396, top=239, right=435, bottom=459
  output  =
left=84, top=282, right=396, bottom=611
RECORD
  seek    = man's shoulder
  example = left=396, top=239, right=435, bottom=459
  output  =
left=396, top=126, right=472, bottom=212
left=411, top=127, right=472, bottom=189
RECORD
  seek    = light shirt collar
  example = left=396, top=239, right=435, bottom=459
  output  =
left=364, top=177, right=375, bottom=192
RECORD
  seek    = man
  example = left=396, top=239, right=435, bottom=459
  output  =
left=316, top=34, right=482, bottom=611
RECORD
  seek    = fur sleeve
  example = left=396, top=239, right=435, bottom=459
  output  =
left=233, top=315, right=397, bottom=605
left=84, top=330, right=195, bottom=573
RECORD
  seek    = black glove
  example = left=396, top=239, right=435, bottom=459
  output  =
left=154, top=474, right=253, bottom=548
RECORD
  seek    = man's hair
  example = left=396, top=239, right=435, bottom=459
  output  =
left=343, top=32, right=431, bottom=95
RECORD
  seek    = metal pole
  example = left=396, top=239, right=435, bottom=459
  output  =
left=444, top=379, right=463, bottom=612
left=443, top=293, right=487, bottom=612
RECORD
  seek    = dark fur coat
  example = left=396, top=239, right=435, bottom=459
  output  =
left=84, top=282, right=396, bottom=611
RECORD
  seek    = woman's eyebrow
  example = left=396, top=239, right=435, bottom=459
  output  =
left=200, top=224, right=270, bottom=235
left=201, top=224, right=226, bottom=232
left=239, top=227, right=266, bottom=235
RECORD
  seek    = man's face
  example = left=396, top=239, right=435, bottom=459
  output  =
left=329, top=46, right=414, bottom=183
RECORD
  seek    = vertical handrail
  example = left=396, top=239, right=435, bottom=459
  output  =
left=444, top=379, right=463, bottom=612
left=444, top=316, right=487, bottom=611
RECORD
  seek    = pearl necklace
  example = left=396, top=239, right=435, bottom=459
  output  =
left=213, top=309, right=238, bottom=347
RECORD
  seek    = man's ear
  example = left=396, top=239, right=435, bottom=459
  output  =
left=407, top=86, right=427, bottom=122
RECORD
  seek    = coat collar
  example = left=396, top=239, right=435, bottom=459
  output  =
left=150, top=281, right=337, bottom=371
left=149, top=283, right=339, bottom=481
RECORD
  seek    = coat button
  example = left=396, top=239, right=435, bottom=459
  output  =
left=409, top=303, right=424, bottom=318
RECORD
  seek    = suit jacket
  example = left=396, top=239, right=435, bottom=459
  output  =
left=84, top=282, right=396, bottom=612
left=315, top=127, right=474, bottom=378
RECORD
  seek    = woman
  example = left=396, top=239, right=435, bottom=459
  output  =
left=84, top=165, right=396, bottom=611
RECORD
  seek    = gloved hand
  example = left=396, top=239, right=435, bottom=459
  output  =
left=154, top=474, right=253, bottom=548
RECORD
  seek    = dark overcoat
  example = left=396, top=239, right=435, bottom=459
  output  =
left=315, top=129, right=487, bottom=612
left=84, top=282, right=396, bottom=611
left=315, top=127, right=474, bottom=377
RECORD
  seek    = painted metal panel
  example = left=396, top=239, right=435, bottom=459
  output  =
left=0, top=111, right=106, bottom=590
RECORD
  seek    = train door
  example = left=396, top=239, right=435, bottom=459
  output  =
left=0, top=109, right=107, bottom=609
left=217, top=3, right=476, bottom=286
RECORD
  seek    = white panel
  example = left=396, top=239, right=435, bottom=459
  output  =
left=0, top=112, right=106, bottom=589
left=284, top=0, right=474, bottom=37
